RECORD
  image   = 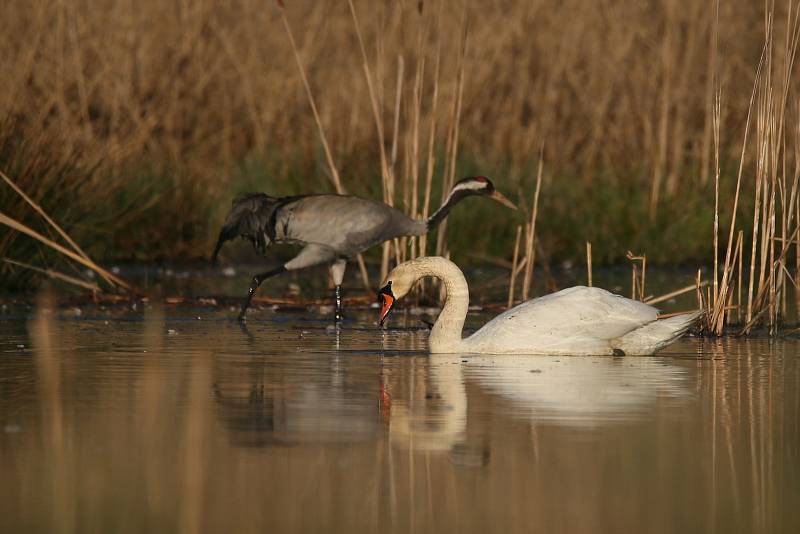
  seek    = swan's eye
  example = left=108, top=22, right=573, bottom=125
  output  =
left=378, top=281, right=393, bottom=295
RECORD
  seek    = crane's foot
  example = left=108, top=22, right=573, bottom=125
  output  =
left=238, top=276, right=260, bottom=322
left=237, top=266, right=287, bottom=322
left=334, top=285, right=345, bottom=322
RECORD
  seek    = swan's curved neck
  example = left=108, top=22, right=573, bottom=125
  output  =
left=411, top=258, right=469, bottom=352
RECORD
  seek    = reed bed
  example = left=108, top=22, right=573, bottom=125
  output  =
left=3, top=0, right=800, bottom=339
left=0, top=0, right=791, bottom=269
left=0, top=0, right=773, bottom=184
left=705, top=2, right=800, bottom=335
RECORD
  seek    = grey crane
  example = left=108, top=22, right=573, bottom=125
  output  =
left=212, top=176, right=515, bottom=321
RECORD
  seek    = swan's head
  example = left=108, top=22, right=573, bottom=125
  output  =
left=448, top=176, right=517, bottom=210
left=378, top=261, right=422, bottom=325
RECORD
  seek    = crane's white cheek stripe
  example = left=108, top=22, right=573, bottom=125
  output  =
left=451, top=181, right=486, bottom=194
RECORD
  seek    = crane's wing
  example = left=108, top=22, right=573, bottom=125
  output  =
left=467, top=286, right=659, bottom=354
left=211, top=193, right=282, bottom=264
left=275, top=195, right=422, bottom=256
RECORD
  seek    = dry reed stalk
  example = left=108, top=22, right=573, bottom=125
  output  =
left=507, top=225, right=523, bottom=308
left=586, top=242, right=593, bottom=287
left=645, top=282, right=708, bottom=306
left=521, top=153, right=544, bottom=301
left=737, top=230, right=743, bottom=323
left=795, top=111, right=800, bottom=315
left=0, top=211, right=129, bottom=289
left=742, top=225, right=800, bottom=332
left=435, top=12, right=468, bottom=259
left=277, top=2, right=371, bottom=290
left=389, top=55, right=405, bottom=265
left=739, top=7, right=800, bottom=334
left=626, top=251, right=646, bottom=301
left=708, top=33, right=767, bottom=334
left=713, top=230, right=744, bottom=332
left=512, top=256, right=529, bottom=278
left=2, top=257, right=101, bottom=292
left=700, top=0, right=721, bottom=186
left=0, top=171, right=87, bottom=260
left=407, top=12, right=428, bottom=263
left=696, top=269, right=705, bottom=317
left=346, top=0, right=396, bottom=282
left=389, top=55, right=404, bottom=194
left=0, top=169, right=115, bottom=288
left=418, top=40, right=441, bottom=261
left=280, top=3, right=345, bottom=191
left=712, top=90, right=720, bottom=313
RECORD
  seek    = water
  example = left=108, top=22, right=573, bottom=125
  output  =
left=1, top=297, right=798, bottom=533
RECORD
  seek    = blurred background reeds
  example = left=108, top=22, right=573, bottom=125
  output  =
left=2, top=0, right=798, bottom=275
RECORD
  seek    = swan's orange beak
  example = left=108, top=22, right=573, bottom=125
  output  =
left=489, top=190, right=517, bottom=210
left=379, top=293, right=395, bottom=326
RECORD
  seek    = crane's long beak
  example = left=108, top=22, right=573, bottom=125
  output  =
left=489, top=190, right=517, bottom=210
left=379, top=294, right=395, bottom=326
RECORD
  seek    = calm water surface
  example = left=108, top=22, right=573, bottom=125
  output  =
left=0, top=298, right=798, bottom=533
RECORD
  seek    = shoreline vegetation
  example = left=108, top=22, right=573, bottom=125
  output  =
left=2, top=0, right=800, bottom=336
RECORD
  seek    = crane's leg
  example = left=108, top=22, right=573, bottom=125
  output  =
left=330, top=259, right=347, bottom=321
left=239, top=244, right=336, bottom=322
left=239, top=266, right=287, bottom=321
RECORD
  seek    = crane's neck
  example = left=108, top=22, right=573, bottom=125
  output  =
left=425, top=188, right=474, bottom=231
left=408, top=257, right=469, bottom=352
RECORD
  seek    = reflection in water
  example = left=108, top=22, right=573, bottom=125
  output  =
left=387, top=356, right=467, bottom=452
left=0, top=301, right=798, bottom=533
left=463, top=355, right=693, bottom=426
left=212, top=350, right=382, bottom=447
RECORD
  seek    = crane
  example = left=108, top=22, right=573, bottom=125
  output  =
left=212, top=176, right=516, bottom=321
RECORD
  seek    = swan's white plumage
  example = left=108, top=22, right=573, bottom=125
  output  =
left=466, top=286, right=661, bottom=354
left=383, top=257, right=699, bottom=356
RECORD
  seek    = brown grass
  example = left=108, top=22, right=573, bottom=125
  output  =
left=0, top=0, right=786, bottom=201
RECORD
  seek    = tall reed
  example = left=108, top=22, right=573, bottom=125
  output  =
left=706, top=1, right=800, bottom=335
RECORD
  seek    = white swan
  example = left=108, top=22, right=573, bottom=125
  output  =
left=378, top=256, right=700, bottom=356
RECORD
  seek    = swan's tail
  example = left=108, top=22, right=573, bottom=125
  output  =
left=613, top=311, right=702, bottom=356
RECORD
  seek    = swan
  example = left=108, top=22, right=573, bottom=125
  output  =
left=377, top=256, right=700, bottom=355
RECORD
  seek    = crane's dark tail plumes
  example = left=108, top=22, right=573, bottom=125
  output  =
left=211, top=193, right=280, bottom=266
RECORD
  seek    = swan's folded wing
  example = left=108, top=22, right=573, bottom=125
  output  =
left=468, top=286, right=658, bottom=354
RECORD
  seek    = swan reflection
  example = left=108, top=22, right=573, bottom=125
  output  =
left=387, top=354, right=693, bottom=453
left=463, top=354, right=693, bottom=426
